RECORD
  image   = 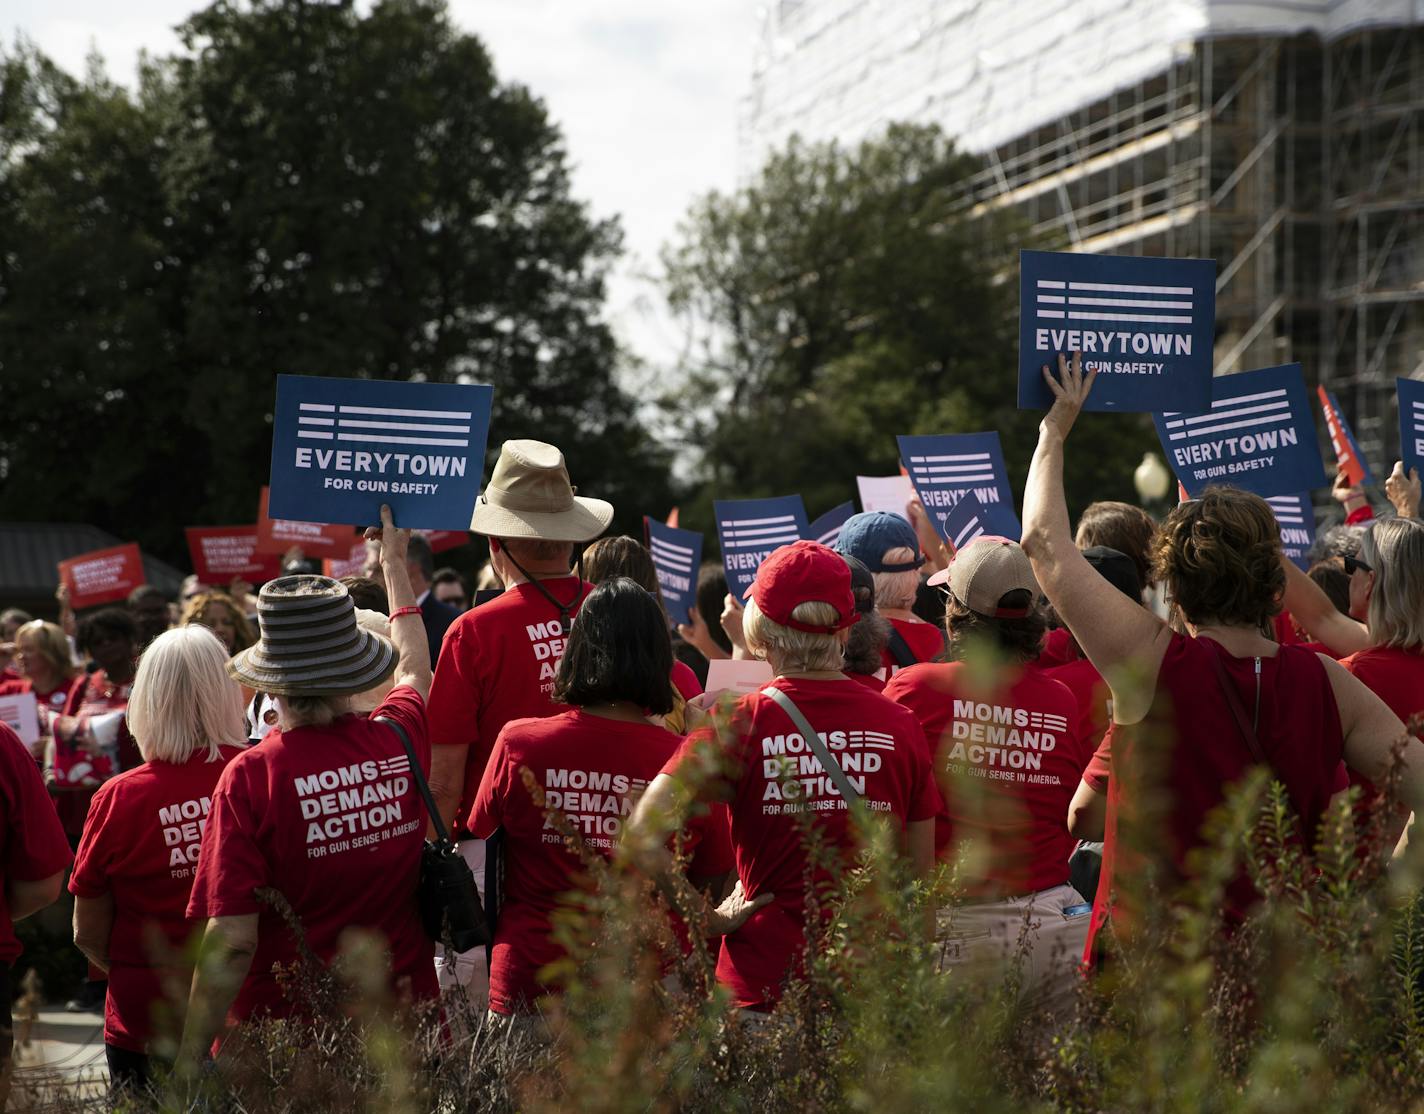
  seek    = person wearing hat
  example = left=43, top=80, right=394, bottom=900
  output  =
left=836, top=512, right=946, bottom=674
left=839, top=553, right=894, bottom=692
left=883, top=536, right=1089, bottom=1015
left=627, top=540, right=939, bottom=1014
left=178, top=505, right=436, bottom=1062
left=424, top=439, right=612, bottom=998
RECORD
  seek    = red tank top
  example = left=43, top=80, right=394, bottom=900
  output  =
left=1086, top=634, right=1344, bottom=960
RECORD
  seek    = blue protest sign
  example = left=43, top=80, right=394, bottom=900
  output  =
left=268, top=375, right=493, bottom=529
left=1019, top=249, right=1216, bottom=413
left=1264, top=494, right=1315, bottom=570
left=897, top=433, right=1020, bottom=541
left=940, top=491, right=990, bottom=551
left=1154, top=364, right=1326, bottom=499
left=808, top=501, right=855, bottom=549
left=714, top=495, right=810, bottom=597
left=1398, top=378, right=1424, bottom=481
left=644, top=518, right=702, bottom=626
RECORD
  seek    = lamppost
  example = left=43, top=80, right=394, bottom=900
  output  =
left=1133, top=452, right=1171, bottom=515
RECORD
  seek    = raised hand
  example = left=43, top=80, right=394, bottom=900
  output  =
left=1040, top=351, right=1096, bottom=441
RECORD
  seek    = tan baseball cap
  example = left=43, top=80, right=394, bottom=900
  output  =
left=935, top=537, right=1039, bottom=618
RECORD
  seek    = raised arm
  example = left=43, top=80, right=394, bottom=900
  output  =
left=1280, top=557, right=1370, bottom=657
left=367, top=504, right=432, bottom=700
left=1020, top=354, right=1171, bottom=724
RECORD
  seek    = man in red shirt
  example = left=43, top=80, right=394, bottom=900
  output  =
left=425, top=439, right=613, bottom=998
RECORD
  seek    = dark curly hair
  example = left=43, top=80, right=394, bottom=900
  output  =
left=944, top=590, right=1046, bottom=664
left=1151, top=487, right=1284, bottom=630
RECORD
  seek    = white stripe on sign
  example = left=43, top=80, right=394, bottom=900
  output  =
left=335, top=433, right=468, bottom=447
left=1273, top=514, right=1305, bottom=525
left=339, top=419, right=473, bottom=434
left=724, top=522, right=801, bottom=539
left=1163, top=390, right=1289, bottom=421
left=1036, top=280, right=1066, bottom=289
left=817, top=529, right=840, bottom=546
left=649, top=538, right=693, bottom=558
left=915, top=470, right=996, bottom=483
left=953, top=516, right=983, bottom=548
left=724, top=534, right=799, bottom=551
left=723, top=515, right=797, bottom=528
left=1066, top=311, right=1192, bottom=324
left=1067, top=297, right=1193, bottom=310
left=298, top=431, right=334, bottom=440
left=1163, top=400, right=1290, bottom=430
left=299, top=403, right=336, bottom=412
left=1038, top=310, right=1065, bottom=318
left=1037, top=295, right=1065, bottom=304
left=1067, top=281, right=1193, bottom=295
left=299, top=416, right=335, bottom=426
left=339, top=405, right=474, bottom=420
left=913, top=462, right=996, bottom=476
left=910, top=453, right=992, bottom=464
left=650, top=547, right=694, bottom=572
left=1168, top=412, right=1293, bottom=442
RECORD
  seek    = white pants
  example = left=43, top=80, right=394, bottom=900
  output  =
left=434, top=839, right=489, bottom=1011
left=934, top=882, right=1090, bottom=1017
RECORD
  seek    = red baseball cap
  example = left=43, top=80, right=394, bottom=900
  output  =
left=743, top=540, right=860, bottom=634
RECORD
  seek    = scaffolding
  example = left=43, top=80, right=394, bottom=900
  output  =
left=742, top=5, right=1424, bottom=465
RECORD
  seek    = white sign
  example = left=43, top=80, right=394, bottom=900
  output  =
left=704, top=658, right=775, bottom=697
left=0, top=692, right=40, bottom=746
left=855, top=474, right=915, bottom=520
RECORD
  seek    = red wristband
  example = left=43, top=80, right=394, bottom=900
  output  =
left=390, top=606, right=421, bottom=620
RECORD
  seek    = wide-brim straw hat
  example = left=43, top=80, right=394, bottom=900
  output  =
left=469, top=438, right=613, bottom=543
left=227, top=575, right=397, bottom=697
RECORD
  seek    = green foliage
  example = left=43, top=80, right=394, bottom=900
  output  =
left=0, top=0, right=670, bottom=564
left=659, top=124, right=1158, bottom=536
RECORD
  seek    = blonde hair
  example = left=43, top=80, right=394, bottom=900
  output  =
left=873, top=546, right=920, bottom=611
left=180, top=591, right=256, bottom=651
left=274, top=693, right=354, bottom=730
left=1360, top=519, right=1424, bottom=651
left=349, top=609, right=396, bottom=713
left=15, top=621, right=78, bottom=684
left=743, top=597, right=845, bottom=674
left=127, top=627, right=246, bottom=763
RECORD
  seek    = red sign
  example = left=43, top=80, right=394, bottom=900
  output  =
left=59, top=543, right=146, bottom=610
left=1317, top=386, right=1368, bottom=488
left=185, top=526, right=283, bottom=584
left=255, top=486, right=357, bottom=555
left=322, top=540, right=372, bottom=579
left=419, top=530, right=470, bottom=554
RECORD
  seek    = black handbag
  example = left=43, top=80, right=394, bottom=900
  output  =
left=376, top=717, right=490, bottom=953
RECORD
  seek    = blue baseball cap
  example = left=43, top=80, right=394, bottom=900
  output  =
left=835, top=512, right=924, bottom=573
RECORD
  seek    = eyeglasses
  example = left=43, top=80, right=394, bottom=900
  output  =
left=1343, top=555, right=1373, bottom=576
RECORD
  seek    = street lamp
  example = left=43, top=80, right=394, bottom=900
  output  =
left=1134, top=452, right=1171, bottom=504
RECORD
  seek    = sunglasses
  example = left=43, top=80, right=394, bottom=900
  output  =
left=1343, top=555, right=1373, bottom=576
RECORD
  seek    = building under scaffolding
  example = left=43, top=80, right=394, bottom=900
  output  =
left=740, top=1, right=1423, bottom=464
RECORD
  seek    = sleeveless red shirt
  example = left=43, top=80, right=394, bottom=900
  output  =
left=1086, top=635, right=1344, bottom=960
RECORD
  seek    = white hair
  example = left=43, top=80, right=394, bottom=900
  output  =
left=873, top=546, right=920, bottom=610
left=127, top=627, right=246, bottom=763
left=743, top=597, right=845, bottom=674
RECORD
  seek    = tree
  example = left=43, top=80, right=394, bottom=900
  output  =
left=660, top=124, right=1158, bottom=535
left=0, top=0, right=669, bottom=565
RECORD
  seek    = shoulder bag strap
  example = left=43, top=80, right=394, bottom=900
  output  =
left=1204, top=645, right=1270, bottom=768
left=762, top=686, right=862, bottom=807
left=375, top=716, right=451, bottom=845
left=886, top=628, right=918, bottom=668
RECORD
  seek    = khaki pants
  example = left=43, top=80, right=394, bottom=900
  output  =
left=434, top=838, right=489, bottom=1012
left=934, top=882, right=1090, bottom=1017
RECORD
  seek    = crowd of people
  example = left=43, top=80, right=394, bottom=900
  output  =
left=0, top=362, right=1422, bottom=1099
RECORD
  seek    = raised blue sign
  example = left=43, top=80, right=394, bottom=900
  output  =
left=897, top=432, right=1020, bottom=541
left=269, top=375, right=493, bottom=529
left=1398, top=377, right=1424, bottom=482
left=808, top=501, right=856, bottom=549
left=1019, top=249, right=1216, bottom=413
left=1264, top=494, right=1315, bottom=570
left=644, top=518, right=703, bottom=627
left=1154, top=364, right=1326, bottom=500
left=940, top=490, right=991, bottom=551
left=714, top=495, right=810, bottom=597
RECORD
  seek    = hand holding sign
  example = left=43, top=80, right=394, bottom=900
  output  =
left=1039, top=351, right=1097, bottom=440
left=1386, top=461, right=1421, bottom=519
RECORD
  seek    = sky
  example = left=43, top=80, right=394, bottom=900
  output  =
left=5, top=0, right=766, bottom=369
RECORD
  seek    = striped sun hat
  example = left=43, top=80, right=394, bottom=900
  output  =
left=227, top=575, right=397, bottom=697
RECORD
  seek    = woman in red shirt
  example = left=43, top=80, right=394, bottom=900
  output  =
left=836, top=512, right=946, bottom=673
left=179, top=506, right=436, bottom=1063
left=884, top=537, right=1088, bottom=1012
left=1022, top=354, right=1424, bottom=959
left=471, top=577, right=693, bottom=1017
left=0, top=621, right=79, bottom=761
left=629, top=541, right=940, bottom=1013
left=70, top=626, right=246, bottom=1093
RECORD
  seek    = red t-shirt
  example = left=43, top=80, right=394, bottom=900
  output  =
left=187, top=686, right=437, bottom=1027
left=883, top=662, right=1085, bottom=895
left=663, top=677, right=939, bottom=1010
left=70, top=746, right=244, bottom=1051
left=1038, top=627, right=1079, bottom=669
left=1341, top=645, right=1424, bottom=726
left=0, top=724, right=72, bottom=964
left=847, top=670, right=887, bottom=693
left=427, top=578, right=595, bottom=824
left=469, top=709, right=683, bottom=1014
left=1040, top=657, right=1112, bottom=776
left=1087, top=636, right=1344, bottom=960
left=880, top=617, right=944, bottom=675
left=54, top=671, right=139, bottom=836
left=671, top=660, right=702, bottom=702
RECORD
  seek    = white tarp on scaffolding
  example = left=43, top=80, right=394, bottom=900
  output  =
left=739, top=0, right=1422, bottom=170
